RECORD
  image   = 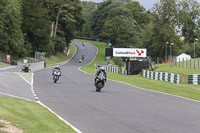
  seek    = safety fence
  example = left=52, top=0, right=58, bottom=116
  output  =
left=188, top=75, right=200, bottom=85
left=94, top=64, right=118, bottom=74
left=142, top=69, right=182, bottom=84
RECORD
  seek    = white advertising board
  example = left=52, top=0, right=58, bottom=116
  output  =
left=113, top=48, right=147, bottom=57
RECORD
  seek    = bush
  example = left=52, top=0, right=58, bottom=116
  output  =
left=52, top=37, right=66, bottom=54
left=112, top=57, right=124, bottom=67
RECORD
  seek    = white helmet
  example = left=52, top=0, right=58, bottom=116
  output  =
left=101, top=67, right=105, bottom=71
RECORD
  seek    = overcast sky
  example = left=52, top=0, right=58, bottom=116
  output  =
left=81, top=0, right=200, bottom=10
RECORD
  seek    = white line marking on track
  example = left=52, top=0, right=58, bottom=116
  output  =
left=31, top=45, right=81, bottom=132
left=0, top=92, right=34, bottom=101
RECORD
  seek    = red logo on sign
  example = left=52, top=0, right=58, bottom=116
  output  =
left=136, top=50, right=144, bottom=56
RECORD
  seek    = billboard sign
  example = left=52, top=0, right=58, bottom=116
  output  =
left=113, top=48, right=147, bottom=57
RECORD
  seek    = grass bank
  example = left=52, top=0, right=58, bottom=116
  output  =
left=45, top=43, right=76, bottom=68
left=0, top=97, right=75, bottom=133
left=0, top=62, right=8, bottom=65
left=77, top=39, right=200, bottom=101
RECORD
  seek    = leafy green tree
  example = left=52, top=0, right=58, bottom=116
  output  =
left=78, top=1, right=97, bottom=37
left=100, top=16, right=140, bottom=48
left=44, top=0, right=84, bottom=53
left=91, top=0, right=114, bottom=35
left=144, top=0, right=180, bottom=58
left=177, top=0, right=200, bottom=43
left=0, top=0, right=24, bottom=57
left=124, top=1, right=149, bottom=27
left=22, top=0, right=51, bottom=55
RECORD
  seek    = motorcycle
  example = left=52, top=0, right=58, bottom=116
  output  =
left=79, top=57, right=82, bottom=63
left=52, top=70, right=61, bottom=83
left=95, top=72, right=106, bottom=92
left=81, top=55, right=84, bottom=60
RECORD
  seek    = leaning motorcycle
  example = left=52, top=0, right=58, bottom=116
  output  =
left=53, top=70, right=61, bottom=83
left=95, top=73, right=106, bottom=92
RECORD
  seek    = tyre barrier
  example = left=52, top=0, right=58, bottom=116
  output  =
left=94, top=64, right=118, bottom=74
left=142, top=69, right=182, bottom=84
left=188, top=75, right=200, bottom=85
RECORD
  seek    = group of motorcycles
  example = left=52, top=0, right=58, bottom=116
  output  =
left=52, top=42, right=106, bottom=92
left=52, top=67, right=106, bottom=92
left=79, top=55, right=84, bottom=63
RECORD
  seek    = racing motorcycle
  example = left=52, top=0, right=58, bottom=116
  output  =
left=79, top=57, right=82, bottom=63
left=52, top=70, right=61, bottom=83
left=95, top=72, right=106, bottom=92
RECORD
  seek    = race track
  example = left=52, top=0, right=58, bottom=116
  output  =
left=32, top=40, right=200, bottom=133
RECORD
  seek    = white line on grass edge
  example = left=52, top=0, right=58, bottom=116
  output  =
left=16, top=72, right=32, bottom=85
left=0, top=92, right=34, bottom=101
left=37, top=101, right=81, bottom=133
left=78, top=42, right=200, bottom=104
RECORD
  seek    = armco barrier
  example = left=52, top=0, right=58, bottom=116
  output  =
left=94, top=64, right=118, bottom=74
left=188, top=75, right=200, bottom=85
left=143, top=69, right=182, bottom=84
left=22, top=61, right=44, bottom=72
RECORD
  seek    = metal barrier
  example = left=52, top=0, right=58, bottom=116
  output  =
left=122, top=69, right=127, bottom=75
left=94, top=64, right=119, bottom=74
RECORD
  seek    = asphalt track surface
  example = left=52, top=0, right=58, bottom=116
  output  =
left=0, top=65, right=35, bottom=100
left=1, top=41, right=200, bottom=133
left=33, top=41, right=200, bottom=133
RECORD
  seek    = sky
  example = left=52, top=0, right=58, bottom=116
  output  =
left=81, top=0, right=159, bottom=10
left=81, top=0, right=200, bottom=10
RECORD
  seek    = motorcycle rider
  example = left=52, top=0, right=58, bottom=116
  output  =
left=52, top=65, right=61, bottom=77
left=95, top=66, right=107, bottom=86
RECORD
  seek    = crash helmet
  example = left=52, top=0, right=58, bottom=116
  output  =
left=100, top=66, right=105, bottom=71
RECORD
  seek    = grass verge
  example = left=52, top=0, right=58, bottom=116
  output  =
left=77, top=39, right=200, bottom=101
left=0, top=123, right=4, bottom=128
left=16, top=72, right=33, bottom=84
left=45, top=44, right=76, bottom=68
left=0, top=62, right=8, bottom=65
left=0, top=97, right=76, bottom=133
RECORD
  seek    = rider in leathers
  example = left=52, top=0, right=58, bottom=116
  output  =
left=95, top=67, right=107, bottom=86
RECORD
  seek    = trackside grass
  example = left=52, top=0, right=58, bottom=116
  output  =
left=0, top=62, right=8, bottom=65
left=155, top=60, right=200, bottom=75
left=45, top=43, right=76, bottom=68
left=16, top=72, right=33, bottom=84
left=0, top=97, right=76, bottom=133
left=77, top=39, right=200, bottom=101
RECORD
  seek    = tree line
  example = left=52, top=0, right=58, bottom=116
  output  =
left=0, top=0, right=83, bottom=58
left=1, top=0, right=200, bottom=59
left=78, top=0, right=200, bottom=59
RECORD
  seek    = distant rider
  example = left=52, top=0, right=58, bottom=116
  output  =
left=95, top=67, right=107, bottom=86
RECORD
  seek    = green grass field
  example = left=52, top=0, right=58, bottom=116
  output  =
left=77, top=39, right=200, bottom=101
left=0, top=97, right=75, bottom=133
left=0, top=62, right=8, bottom=65
left=0, top=123, right=4, bottom=128
left=155, top=59, right=200, bottom=75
